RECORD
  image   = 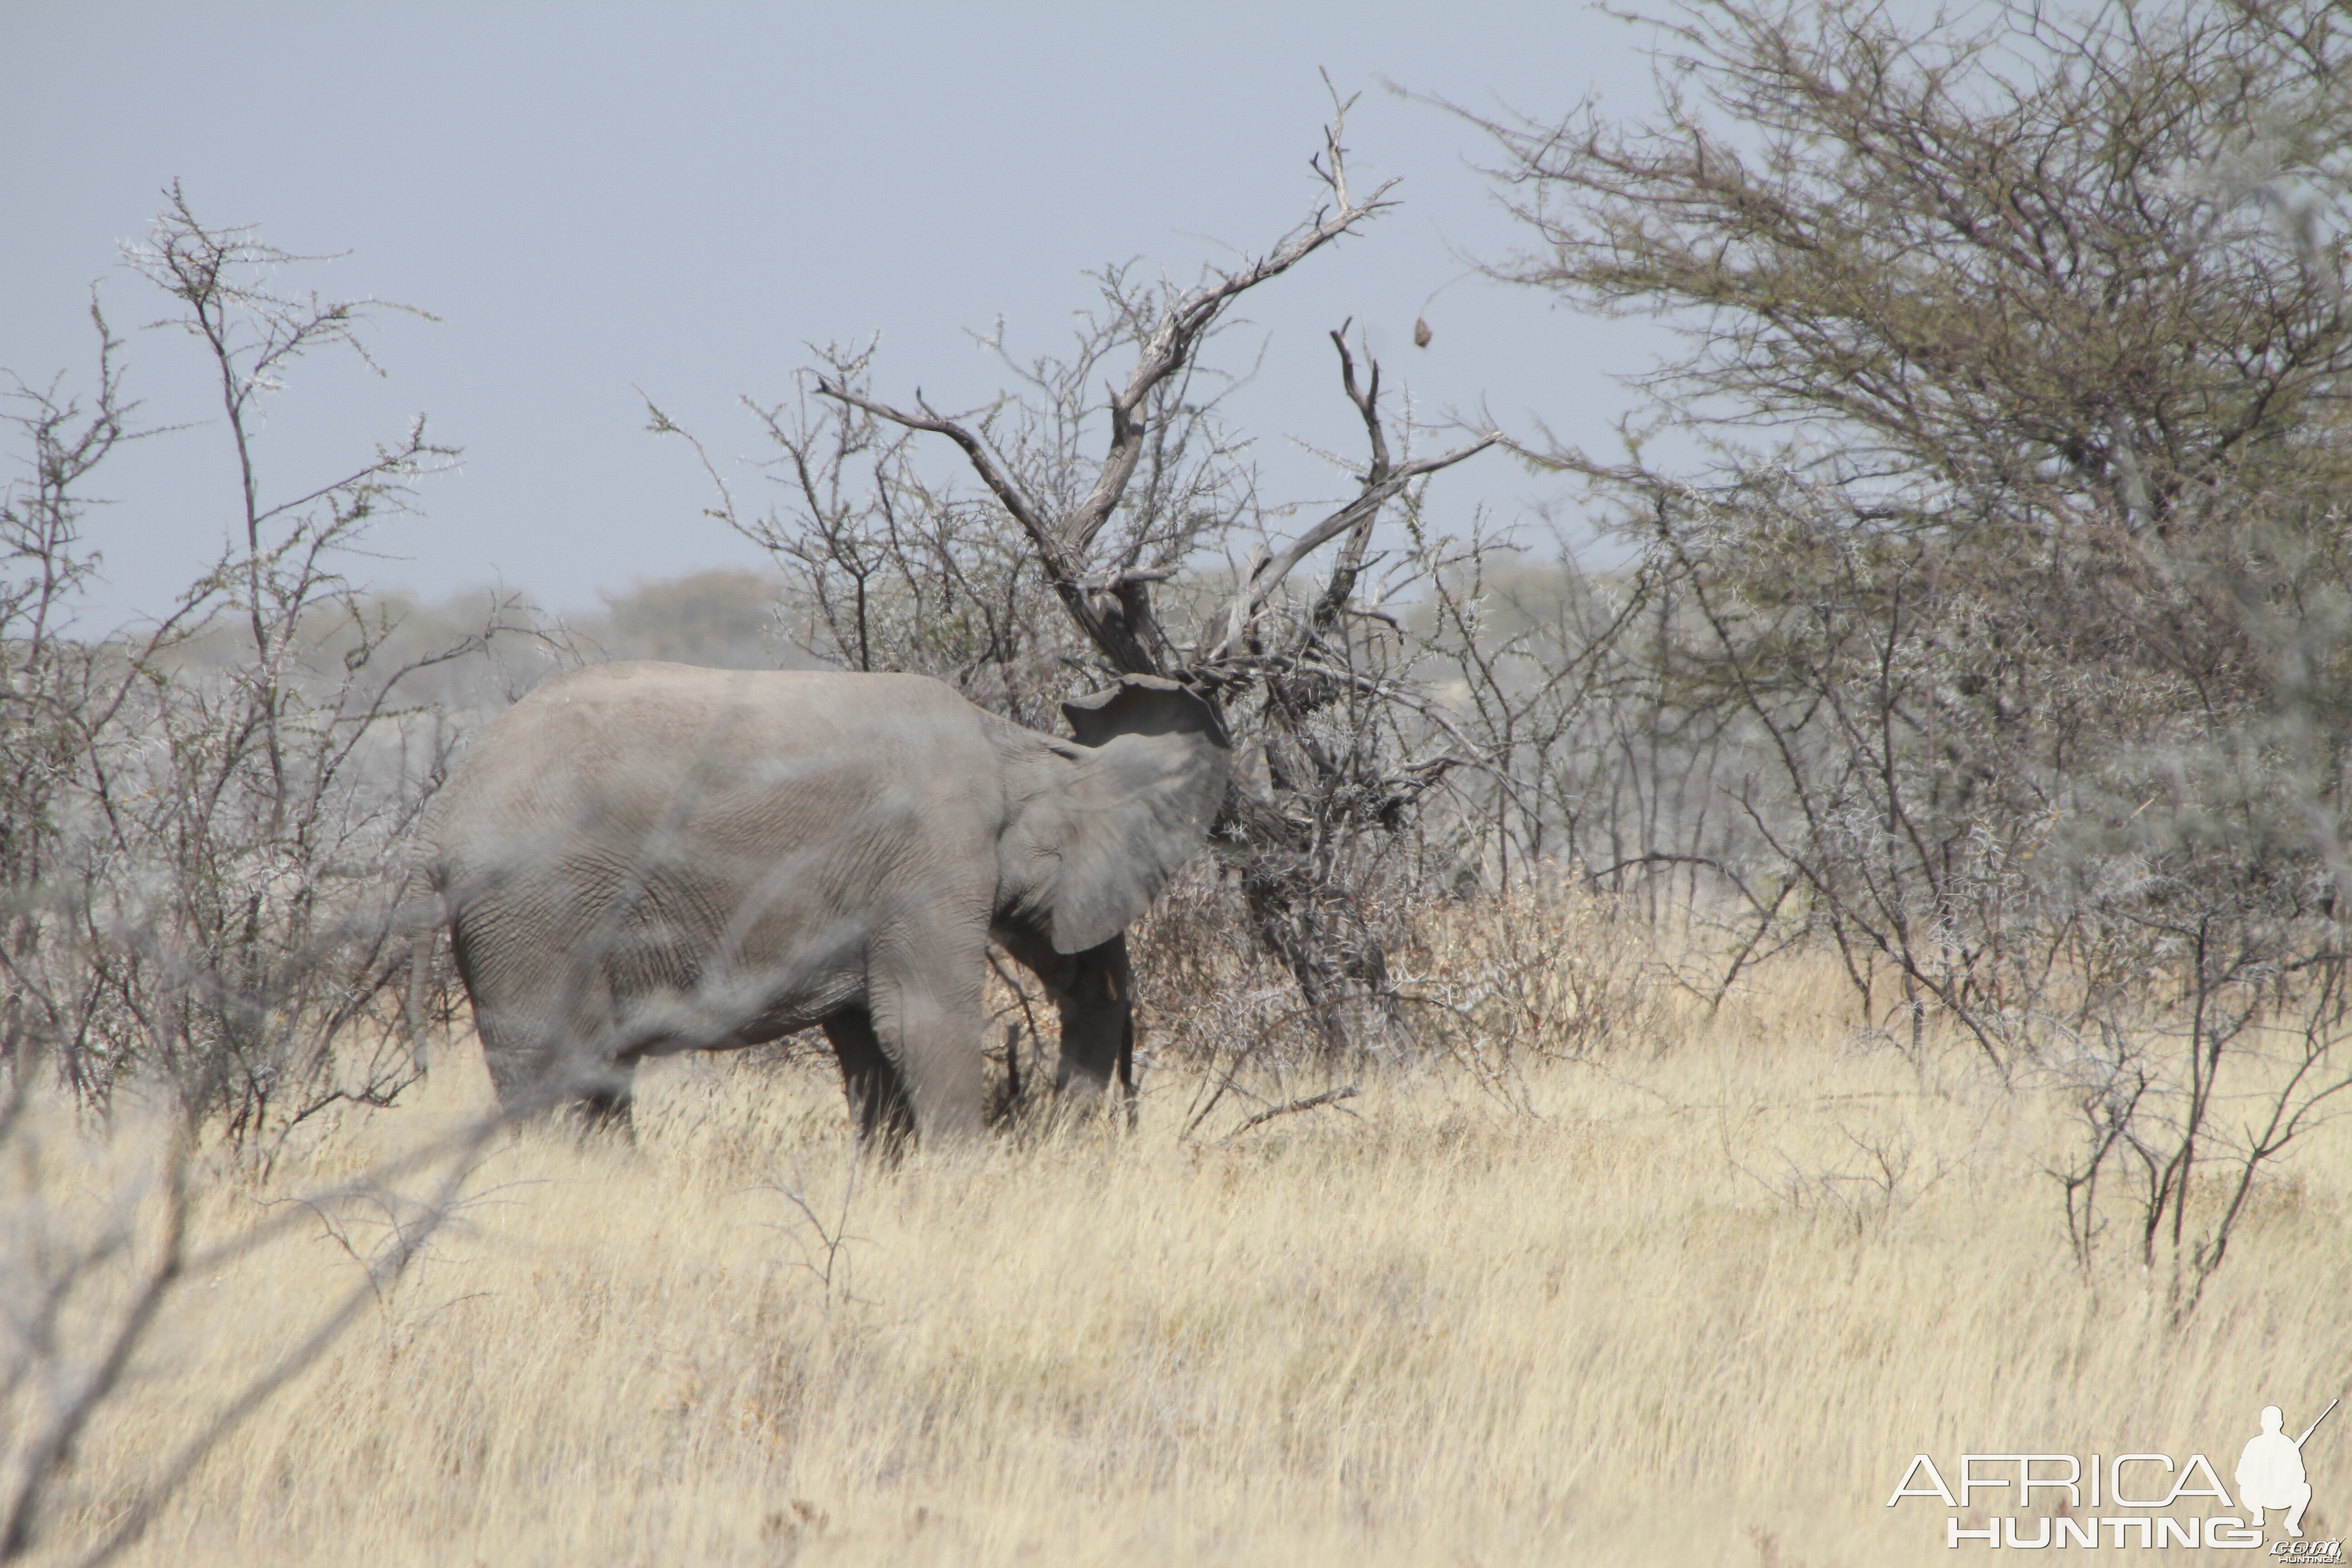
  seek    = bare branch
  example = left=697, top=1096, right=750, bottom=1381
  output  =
left=1225, top=1083, right=1361, bottom=1137
left=1203, top=429, right=1498, bottom=667
left=812, top=93, right=1406, bottom=677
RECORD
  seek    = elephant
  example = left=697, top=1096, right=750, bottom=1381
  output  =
left=423, top=662, right=1230, bottom=1146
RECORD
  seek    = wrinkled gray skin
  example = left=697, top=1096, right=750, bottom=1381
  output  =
left=426, top=663, right=1230, bottom=1146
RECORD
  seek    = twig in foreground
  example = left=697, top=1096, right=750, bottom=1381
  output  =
left=1226, top=1084, right=1360, bottom=1138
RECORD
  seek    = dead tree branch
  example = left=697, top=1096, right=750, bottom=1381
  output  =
left=1226, top=1083, right=1361, bottom=1137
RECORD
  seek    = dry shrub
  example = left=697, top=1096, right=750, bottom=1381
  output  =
left=1126, top=865, right=1661, bottom=1128
left=1398, top=882, right=1661, bottom=1076
left=1127, top=862, right=1298, bottom=1065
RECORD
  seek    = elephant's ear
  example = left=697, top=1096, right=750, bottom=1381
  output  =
left=1018, top=676, right=1230, bottom=955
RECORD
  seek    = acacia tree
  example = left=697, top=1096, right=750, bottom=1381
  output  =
left=662, top=93, right=1500, bottom=1060
left=1475, top=0, right=2352, bottom=1309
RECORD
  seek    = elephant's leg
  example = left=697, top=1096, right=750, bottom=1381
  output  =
left=822, top=1008, right=916, bottom=1152
left=470, top=993, right=637, bottom=1128
left=867, top=939, right=988, bottom=1144
left=992, top=931, right=1137, bottom=1120
left=473, top=1002, right=566, bottom=1117
left=1115, top=1010, right=1137, bottom=1129
left=458, top=915, right=631, bottom=1124
left=575, top=1056, right=640, bottom=1136
left=1049, top=937, right=1136, bottom=1102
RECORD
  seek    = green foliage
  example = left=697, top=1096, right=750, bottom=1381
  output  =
left=1480, top=0, right=2352, bottom=1308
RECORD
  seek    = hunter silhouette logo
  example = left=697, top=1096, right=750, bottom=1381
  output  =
left=2240, top=1399, right=2336, bottom=1539
left=1885, top=1392, right=2343, bottom=1550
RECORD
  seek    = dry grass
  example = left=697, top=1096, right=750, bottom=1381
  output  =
left=10, top=935, right=2352, bottom=1566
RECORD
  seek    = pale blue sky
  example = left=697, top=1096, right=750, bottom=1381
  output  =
left=4, top=3, right=1673, bottom=625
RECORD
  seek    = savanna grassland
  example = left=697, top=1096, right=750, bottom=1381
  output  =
left=11, top=913, right=2348, bottom=1568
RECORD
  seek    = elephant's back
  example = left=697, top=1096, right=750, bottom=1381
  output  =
left=428, top=663, right=997, bottom=876
left=504, top=662, right=972, bottom=732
